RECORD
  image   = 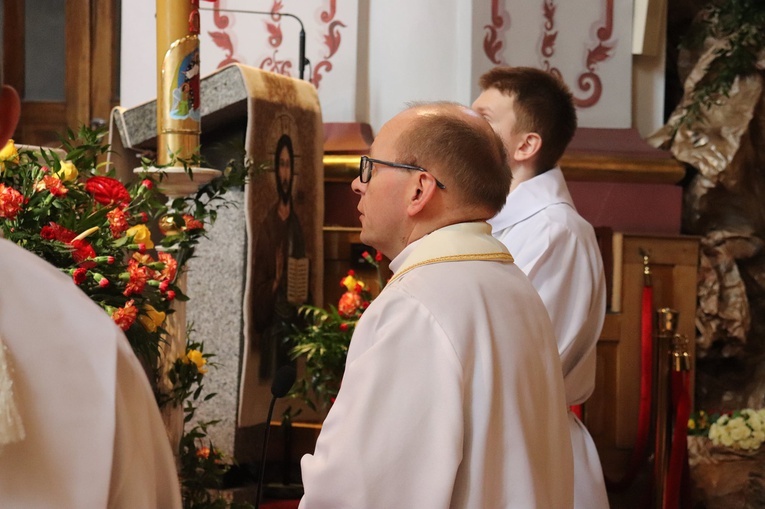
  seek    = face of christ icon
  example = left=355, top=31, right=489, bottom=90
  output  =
left=275, top=134, right=294, bottom=207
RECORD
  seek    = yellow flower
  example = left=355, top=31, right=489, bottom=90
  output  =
left=341, top=274, right=357, bottom=291
left=184, top=349, right=207, bottom=374
left=341, top=275, right=366, bottom=292
left=137, top=304, right=166, bottom=332
left=126, top=224, right=154, bottom=249
left=688, top=419, right=696, bottom=431
left=57, top=161, right=79, bottom=182
left=0, top=139, right=19, bottom=172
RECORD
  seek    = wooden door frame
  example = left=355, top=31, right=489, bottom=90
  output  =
left=2, top=0, right=119, bottom=145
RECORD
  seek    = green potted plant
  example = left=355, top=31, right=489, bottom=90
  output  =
left=287, top=250, right=385, bottom=415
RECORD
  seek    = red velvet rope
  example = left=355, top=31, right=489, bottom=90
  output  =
left=664, top=370, right=691, bottom=508
left=606, top=284, right=654, bottom=491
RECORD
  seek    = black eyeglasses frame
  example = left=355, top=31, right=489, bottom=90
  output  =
left=358, top=156, right=446, bottom=189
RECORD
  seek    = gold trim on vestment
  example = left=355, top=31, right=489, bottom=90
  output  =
left=388, top=252, right=515, bottom=285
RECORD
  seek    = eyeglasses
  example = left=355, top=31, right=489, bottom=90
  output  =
left=358, top=156, right=446, bottom=189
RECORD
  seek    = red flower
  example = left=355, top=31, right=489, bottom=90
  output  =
left=157, top=252, right=178, bottom=282
left=98, top=277, right=110, bottom=288
left=196, top=447, right=211, bottom=459
left=339, top=322, right=349, bottom=332
left=182, top=214, right=204, bottom=231
left=138, top=211, right=149, bottom=223
left=112, top=300, right=138, bottom=331
left=107, top=207, right=129, bottom=238
left=72, top=267, right=87, bottom=285
left=141, top=179, right=154, bottom=189
left=0, top=184, right=24, bottom=219
left=40, top=225, right=57, bottom=240
left=166, top=290, right=176, bottom=301
left=338, top=291, right=363, bottom=317
left=124, top=259, right=150, bottom=296
left=38, top=175, right=68, bottom=197
left=71, top=239, right=96, bottom=267
left=85, top=176, right=131, bottom=208
left=374, top=251, right=383, bottom=262
left=40, top=222, right=76, bottom=242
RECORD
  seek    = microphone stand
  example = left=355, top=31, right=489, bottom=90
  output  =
left=254, top=365, right=297, bottom=509
left=255, top=395, right=280, bottom=509
left=199, top=7, right=309, bottom=80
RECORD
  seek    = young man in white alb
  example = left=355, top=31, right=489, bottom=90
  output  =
left=474, top=66, right=609, bottom=509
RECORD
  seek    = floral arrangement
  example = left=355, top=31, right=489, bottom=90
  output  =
left=287, top=250, right=384, bottom=413
left=0, top=128, right=250, bottom=508
left=689, top=409, right=765, bottom=451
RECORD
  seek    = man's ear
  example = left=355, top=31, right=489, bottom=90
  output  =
left=512, top=132, right=542, bottom=163
left=0, top=85, right=21, bottom=146
left=406, top=172, right=439, bottom=217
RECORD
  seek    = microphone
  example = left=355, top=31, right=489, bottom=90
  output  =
left=254, top=365, right=297, bottom=509
left=199, top=7, right=310, bottom=80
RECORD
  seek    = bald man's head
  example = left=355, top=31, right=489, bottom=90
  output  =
left=393, top=102, right=511, bottom=214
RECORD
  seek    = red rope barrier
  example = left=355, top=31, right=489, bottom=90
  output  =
left=664, top=370, right=691, bottom=508
left=605, top=284, right=654, bottom=491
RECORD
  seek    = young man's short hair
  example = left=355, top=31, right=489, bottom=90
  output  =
left=479, top=67, right=577, bottom=172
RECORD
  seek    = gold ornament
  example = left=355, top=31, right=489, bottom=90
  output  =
left=158, top=215, right=181, bottom=236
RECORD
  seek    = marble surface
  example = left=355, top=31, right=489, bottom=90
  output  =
left=185, top=190, right=246, bottom=456
left=111, top=64, right=249, bottom=150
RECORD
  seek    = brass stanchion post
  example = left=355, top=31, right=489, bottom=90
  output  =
left=654, top=307, right=678, bottom=508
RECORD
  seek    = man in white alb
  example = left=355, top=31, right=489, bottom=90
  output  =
left=473, top=66, right=609, bottom=509
left=299, top=102, right=574, bottom=508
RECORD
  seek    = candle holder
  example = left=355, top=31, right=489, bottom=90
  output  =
left=135, top=165, right=221, bottom=199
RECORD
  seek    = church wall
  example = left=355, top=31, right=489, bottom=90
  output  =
left=121, top=0, right=667, bottom=136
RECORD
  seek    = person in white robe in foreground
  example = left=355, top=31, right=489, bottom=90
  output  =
left=299, top=102, right=573, bottom=509
left=473, top=66, right=608, bottom=509
left=0, top=238, right=182, bottom=509
left=0, top=61, right=181, bottom=509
